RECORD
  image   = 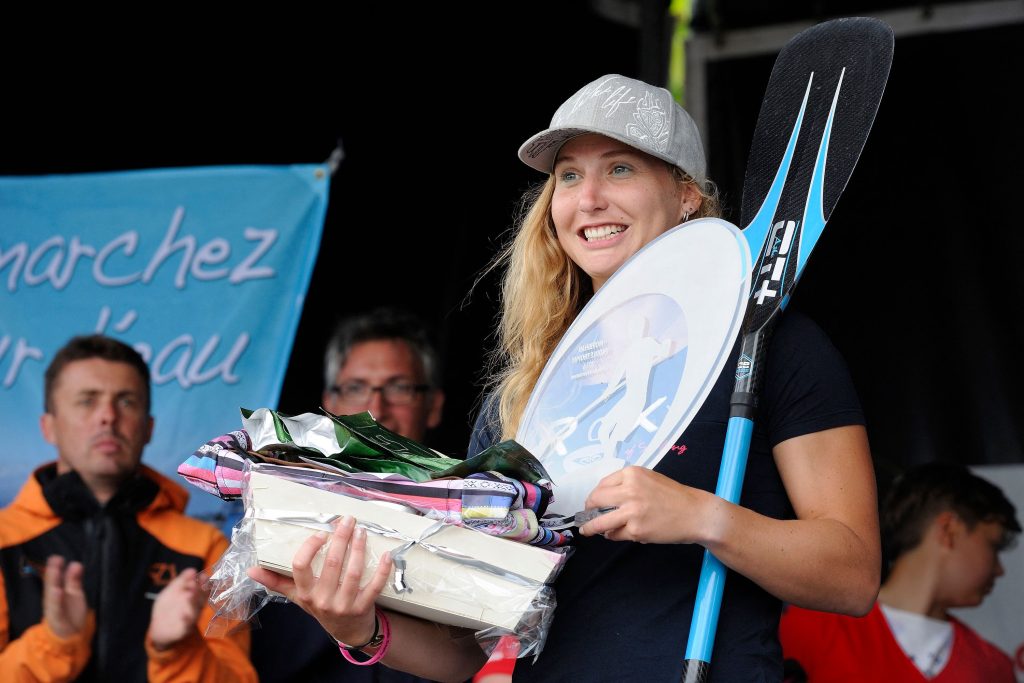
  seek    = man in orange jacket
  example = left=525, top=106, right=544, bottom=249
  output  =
left=0, top=334, right=256, bottom=682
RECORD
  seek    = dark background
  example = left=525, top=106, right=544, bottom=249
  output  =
left=4, top=2, right=1022, bottom=482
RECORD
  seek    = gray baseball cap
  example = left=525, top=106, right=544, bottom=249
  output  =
left=518, top=74, right=707, bottom=185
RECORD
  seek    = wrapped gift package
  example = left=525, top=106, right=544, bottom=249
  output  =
left=248, top=470, right=566, bottom=632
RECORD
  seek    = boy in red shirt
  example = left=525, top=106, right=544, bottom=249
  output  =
left=780, top=463, right=1019, bottom=682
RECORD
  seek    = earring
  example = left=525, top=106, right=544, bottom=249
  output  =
left=681, top=210, right=691, bottom=223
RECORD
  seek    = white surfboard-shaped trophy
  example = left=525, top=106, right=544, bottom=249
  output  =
left=516, top=217, right=751, bottom=515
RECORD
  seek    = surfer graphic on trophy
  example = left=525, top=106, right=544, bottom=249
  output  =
left=529, top=294, right=693, bottom=511
left=591, top=312, right=675, bottom=459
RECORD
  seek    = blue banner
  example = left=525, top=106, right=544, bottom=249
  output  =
left=0, top=164, right=329, bottom=520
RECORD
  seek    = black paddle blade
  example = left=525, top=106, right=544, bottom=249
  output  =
left=740, top=17, right=893, bottom=334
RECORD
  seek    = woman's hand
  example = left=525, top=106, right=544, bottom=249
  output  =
left=578, top=466, right=719, bottom=544
left=578, top=427, right=879, bottom=616
left=247, top=515, right=393, bottom=646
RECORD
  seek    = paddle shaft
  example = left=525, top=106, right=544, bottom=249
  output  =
left=683, top=325, right=772, bottom=676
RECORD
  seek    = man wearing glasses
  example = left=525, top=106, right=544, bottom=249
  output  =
left=252, top=307, right=444, bottom=683
left=321, top=307, right=444, bottom=442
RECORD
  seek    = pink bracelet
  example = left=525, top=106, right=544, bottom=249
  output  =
left=338, top=608, right=391, bottom=666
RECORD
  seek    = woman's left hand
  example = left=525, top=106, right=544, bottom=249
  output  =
left=582, top=427, right=880, bottom=615
left=578, top=466, right=719, bottom=544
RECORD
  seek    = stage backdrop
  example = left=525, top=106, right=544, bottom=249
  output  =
left=0, top=164, right=329, bottom=520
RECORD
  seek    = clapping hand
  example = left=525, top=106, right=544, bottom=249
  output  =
left=43, top=555, right=90, bottom=639
left=148, top=568, right=210, bottom=650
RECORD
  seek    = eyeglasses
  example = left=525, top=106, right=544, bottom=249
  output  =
left=328, top=380, right=431, bottom=407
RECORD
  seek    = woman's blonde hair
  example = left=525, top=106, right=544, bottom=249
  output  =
left=486, top=163, right=721, bottom=439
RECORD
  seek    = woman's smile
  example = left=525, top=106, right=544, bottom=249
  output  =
left=551, top=133, right=697, bottom=290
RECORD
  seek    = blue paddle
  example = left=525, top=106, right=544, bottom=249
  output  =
left=682, top=17, right=894, bottom=682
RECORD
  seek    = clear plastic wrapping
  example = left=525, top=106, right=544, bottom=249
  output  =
left=205, top=459, right=571, bottom=660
